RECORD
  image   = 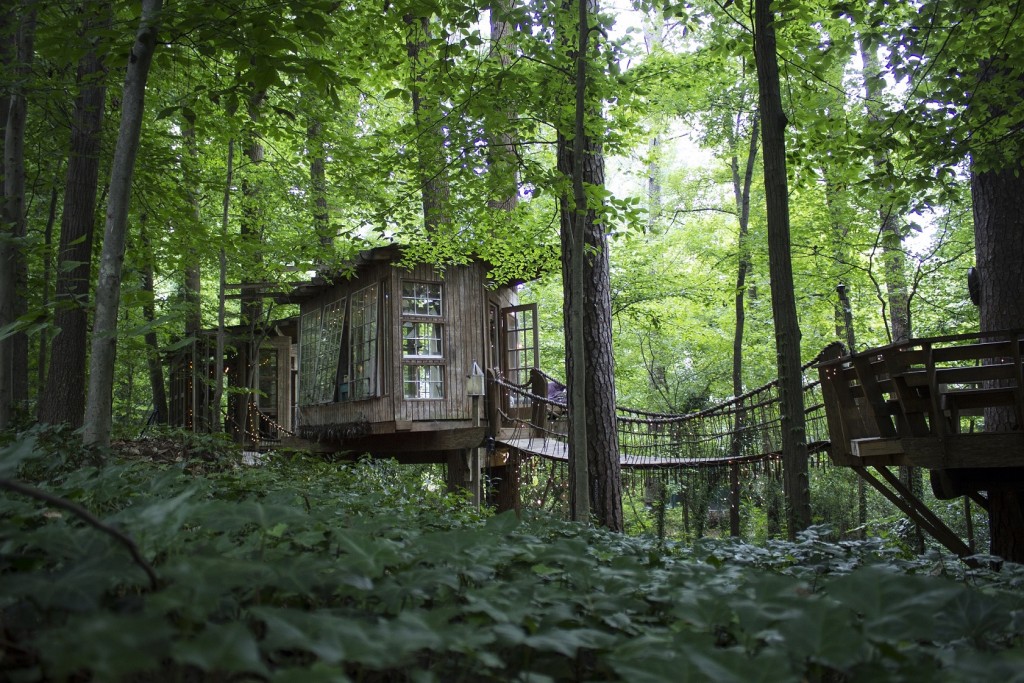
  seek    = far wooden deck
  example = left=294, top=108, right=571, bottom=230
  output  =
left=817, top=331, right=1024, bottom=493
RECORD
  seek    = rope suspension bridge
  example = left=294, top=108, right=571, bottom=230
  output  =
left=491, top=362, right=832, bottom=471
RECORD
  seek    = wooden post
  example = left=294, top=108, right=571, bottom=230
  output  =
left=472, top=393, right=481, bottom=508
left=729, top=461, right=741, bottom=537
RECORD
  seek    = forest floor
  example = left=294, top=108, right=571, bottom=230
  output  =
left=2, top=428, right=1024, bottom=682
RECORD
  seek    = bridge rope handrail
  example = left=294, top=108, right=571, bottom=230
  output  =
left=528, top=358, right=823, bottom=423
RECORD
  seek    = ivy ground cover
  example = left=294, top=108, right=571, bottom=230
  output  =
left=1, top=432, right=1023, bottom=682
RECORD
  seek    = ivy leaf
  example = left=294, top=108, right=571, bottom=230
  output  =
left=38, top=612, right=175, bottom=681
left=0, top=435, right=39, bottom=478
left=173, top=621, right=269, bottom=676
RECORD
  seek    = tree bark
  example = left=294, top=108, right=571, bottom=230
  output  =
left=753, top=0, right=811, bottom=537
left=0, top=1, right=36, bottom=429
left=83, top=0, right=163, bottom=447
left=487, top=0, right=519, bottom=213
left=181, top=115, right=203, bottom=337
left=971, top=163, right=1024, bottom=563
left=39, top=0, right=112, bottom=427
left=139, top=221, right=167, bottom=425
left=213, top=140, right=234, bottom=435
left=405, top=14, right=451, bottom=234
left=37, top=183, right=59, bottom=393
left=558, top=0, right=622, bottom=531
left=728, top=111, right=758, bottom=537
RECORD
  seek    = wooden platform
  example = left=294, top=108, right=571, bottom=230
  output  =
left=816, top=332, right=1024, bottom=558
left=817, top=332, right=1024, bottom=474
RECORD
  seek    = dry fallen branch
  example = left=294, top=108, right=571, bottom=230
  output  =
left=0, top=477, right=159, bottom=590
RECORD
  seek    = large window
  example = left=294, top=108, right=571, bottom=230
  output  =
left=401, top=281, right=444, bottom=399
left=348, top=284, right=379, bottom=400
left=298, top=297, right=347, bottom=405
left=298, top=309, right=322, bottom=405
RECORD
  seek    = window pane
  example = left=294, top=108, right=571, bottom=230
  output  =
left=403, top=364, right=444, bottom=399
left=401, top=281, right=442, bottom=316
left=298, top=309, right=321, bottom=405
left=349, top=284, right=379, bottom=400
left=259, top=349, right=278, bottom=411
left=314, top=298, right=346, bottom=403
left=402, top=321, right=443, bottom=358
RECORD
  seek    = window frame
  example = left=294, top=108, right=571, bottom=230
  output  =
left=400, top=280, right=446, bottom=400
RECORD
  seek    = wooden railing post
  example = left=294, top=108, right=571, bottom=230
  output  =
left=530, top=368, right=547, bottom=439
left=486, top=369, right=501, bottom=436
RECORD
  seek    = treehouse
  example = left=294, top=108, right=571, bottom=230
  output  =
left=277, top=245, right=538, bottom=466
left=817, top=331, right=1024, bottom=556
left=168, top=318, right=298, bottom=442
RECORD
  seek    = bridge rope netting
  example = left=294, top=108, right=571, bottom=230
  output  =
left=491, top=359, right=832, bottom=472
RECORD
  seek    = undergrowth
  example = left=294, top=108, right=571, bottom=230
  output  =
left=1, top=428, right=1023, bottom=682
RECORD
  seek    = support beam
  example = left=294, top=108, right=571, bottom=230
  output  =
left=853, top=465, right=972, bottom=558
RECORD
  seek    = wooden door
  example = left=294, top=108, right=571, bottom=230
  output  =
left=500, top=304, right=539, bottom=418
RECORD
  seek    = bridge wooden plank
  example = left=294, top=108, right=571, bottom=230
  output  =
left=497, top=437, right=783, bottom=469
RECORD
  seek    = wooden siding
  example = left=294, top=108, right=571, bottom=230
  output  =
left=393, top=261, right=487, bottom=424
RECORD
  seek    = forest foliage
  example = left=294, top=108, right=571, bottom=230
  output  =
left=2, top=430, right=1023, bottom=682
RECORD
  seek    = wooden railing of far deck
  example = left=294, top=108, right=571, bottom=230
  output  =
left=817, top=331, right=1024, bottom=469
left=817, top=331, right=1024, bottom=557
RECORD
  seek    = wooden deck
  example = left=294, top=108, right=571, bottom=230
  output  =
left=814, top=332, right=1024, bottom=558
left=817, top=331, right=1024, bottom=496
left=818, top=333, right=1024, bottom=465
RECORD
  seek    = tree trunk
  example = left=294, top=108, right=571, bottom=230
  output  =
left=971, top=163, right=1024, bottom=563
left=558, top=0, right=622, bottom=531
left=213, top=140, right=234, bottom=435
left=308, top=118, right=331, bottom=248
left=862, top=43, right=921, bottom=551
left=39, top=0, right=112, bottom=427
left=405, top=14, right=451, bottom=234
left=37, top=183, right=59, bottom=393
left=0, top=2, right=36, bottom=429
left=181, top=115, right=203, bottom=336
left=83, top=0, right=163, bottom=447
left=728, top=112, right=758, bottom=537
left=140, top=222, right=167, bottom=425
left=487, top=0, right=519, bottom=213
left=753, top=0, right=811, bottom=537
left=179, top=115, right=203, bottom=430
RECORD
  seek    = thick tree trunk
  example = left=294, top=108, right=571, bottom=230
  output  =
left=83, top=0, right=163, bottom=447
left=556, top=0, right=622, bottom=531
left=0, top=2, right=35, bottom=429
left=971, top=163, right=1024, bottom=563
left=406, top=14, right=451, bottom=234
left=39, top=0, right=112, bottom=427
left=487, top=0, right=519, bottom=213
left=753, top=0, right=811, bottom=537
left=728, top=112, right=758, bottom=537
left=559, top=133, right=621, bottom=530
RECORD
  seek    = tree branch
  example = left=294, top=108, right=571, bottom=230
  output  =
left=0, top=478, right=159, bottom=590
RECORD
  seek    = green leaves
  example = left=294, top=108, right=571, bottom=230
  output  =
left=3, top=440, right=1024, bottom=681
